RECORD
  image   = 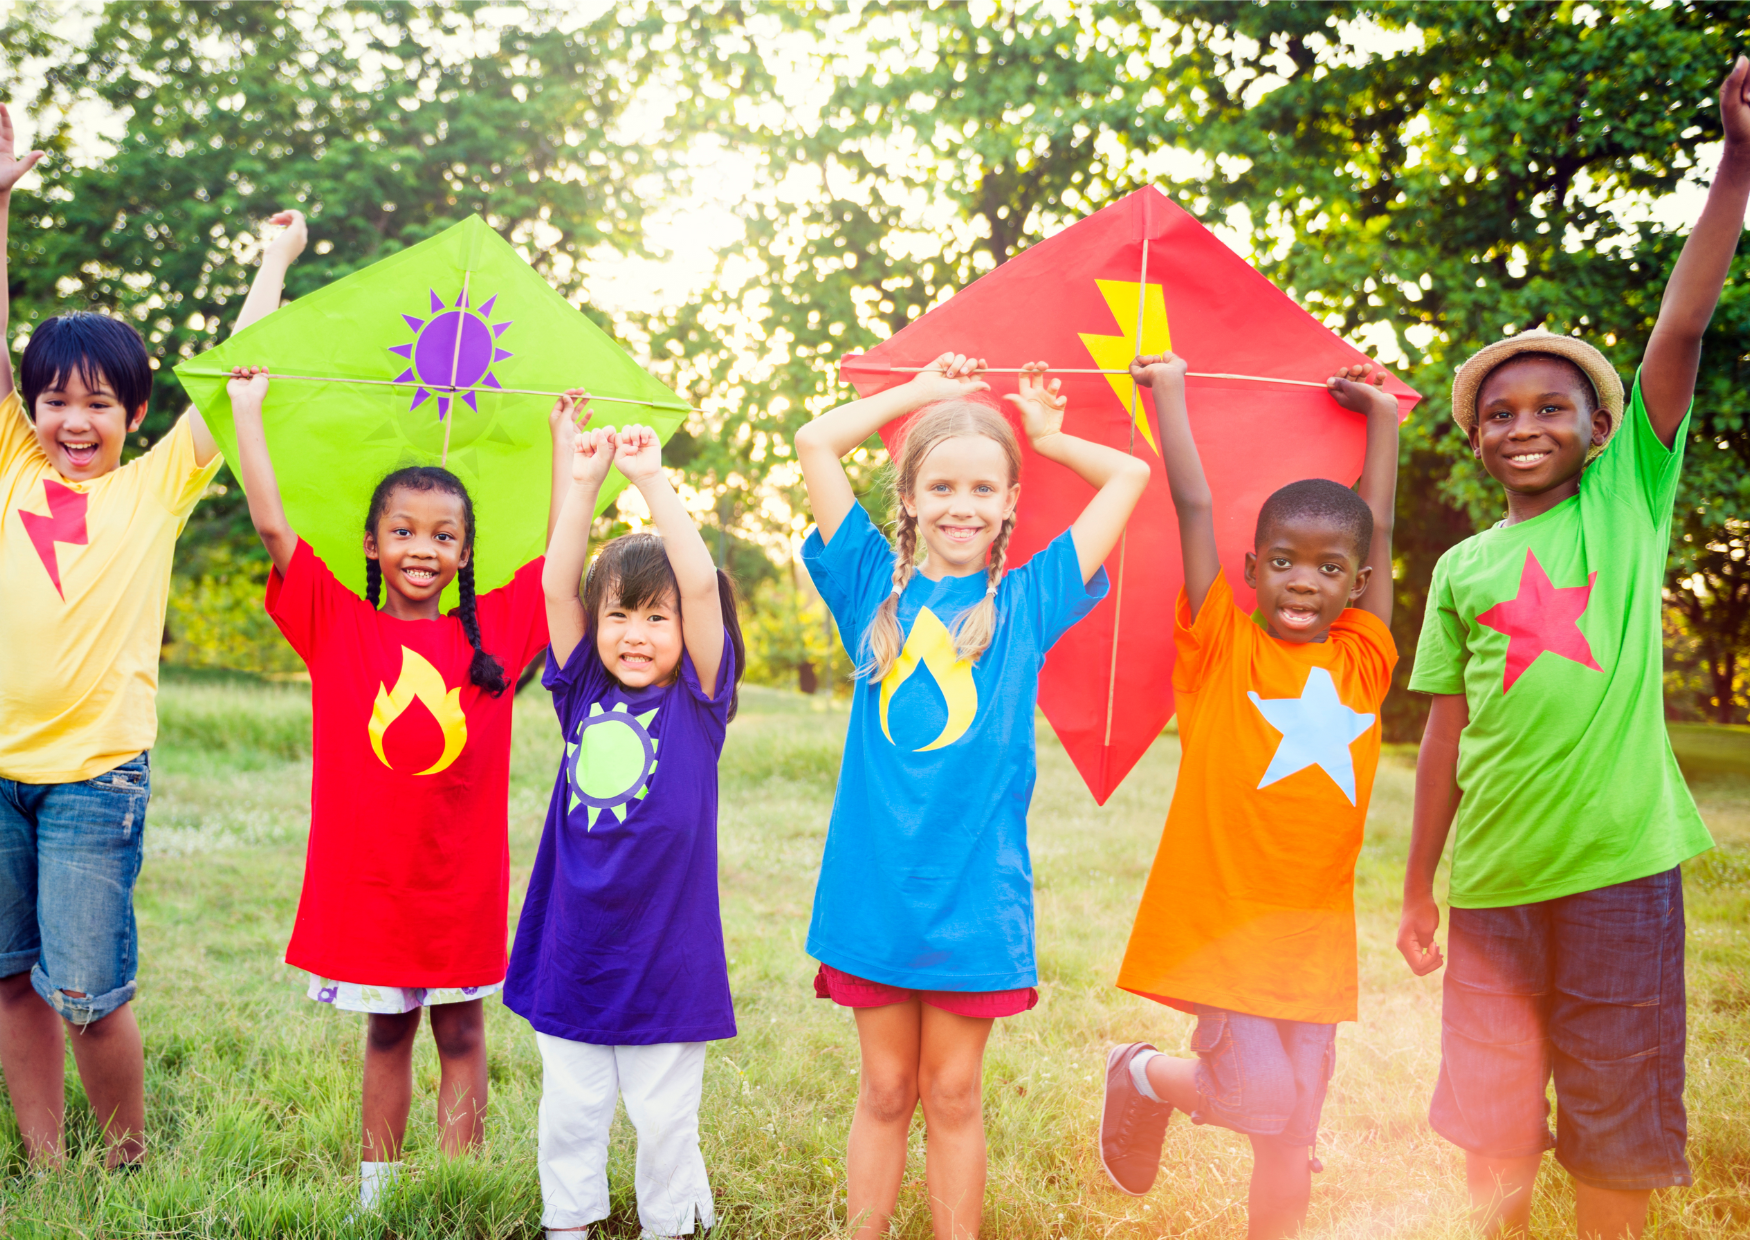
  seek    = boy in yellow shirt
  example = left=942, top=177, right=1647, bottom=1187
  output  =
left=0, top=105, right=303, bottom=1166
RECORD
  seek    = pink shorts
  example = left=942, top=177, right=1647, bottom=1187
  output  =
left=813, top=964, right=1038, bottom=1019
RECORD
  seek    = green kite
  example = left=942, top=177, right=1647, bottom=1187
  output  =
left=176, top=214, right=689, bottom=602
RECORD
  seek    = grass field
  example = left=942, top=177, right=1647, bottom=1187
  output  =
left=0, top=671, right=1745, bottom=1238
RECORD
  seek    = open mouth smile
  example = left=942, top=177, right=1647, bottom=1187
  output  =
left=1502, top=449, right=1552, bottom=468
left=1276, top=602, right=1321, bottom=629
left=60, top=441, right=99, bottom=468
left=401, top=566, right=438, bottom=585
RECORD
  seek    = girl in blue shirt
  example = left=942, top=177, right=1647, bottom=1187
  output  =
left=794, top=354, right=1149, bottom=1239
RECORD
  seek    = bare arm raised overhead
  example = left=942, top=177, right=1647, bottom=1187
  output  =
left=0, top=104, right=45, bottom=403
left=1327, top=363, right=1400, bottom=625
left=1005, top=362, right=1151, bottom=584
left=612, top=424, right=728, bottom=697
left=542, top=397, right=613, bottom=669
left=1640, top=57, right=1750, bottom=444
left=794, top=352, right=990, bottom=544
left=1132, top=353, right=1219, bottom=614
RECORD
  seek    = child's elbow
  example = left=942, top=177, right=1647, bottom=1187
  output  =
left=1118, top=456, right=1151, bottom=491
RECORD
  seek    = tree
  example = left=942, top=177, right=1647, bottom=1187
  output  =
left=675, top=0, right=1750, bottom=737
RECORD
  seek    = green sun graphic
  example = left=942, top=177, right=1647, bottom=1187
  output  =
left=566, top=701, right=660, bottom=829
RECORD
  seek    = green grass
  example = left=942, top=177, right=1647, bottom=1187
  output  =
left=0, top=678, right=1745, bottom=1237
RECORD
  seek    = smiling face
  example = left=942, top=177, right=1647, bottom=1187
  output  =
left=1244, top=517, right=1372, bottom=644
left=32, top=369, right=146, bottom=481
left=364, top=486, right=470, bottom=613
left=1470, top=355, right=1609, bottom=502
left=902, top=434, right=1020, bottom=578
left=595, top=585, right=684, bottom=690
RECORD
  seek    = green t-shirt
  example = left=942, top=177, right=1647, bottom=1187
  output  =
left=1409, top=373, right=1713, bottom=908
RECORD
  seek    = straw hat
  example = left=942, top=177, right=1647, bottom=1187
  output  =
left=1449, top=328, right=1625, bottom=443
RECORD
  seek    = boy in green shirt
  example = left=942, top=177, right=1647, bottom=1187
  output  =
left=1400, top=57, right=1750, bottom=1240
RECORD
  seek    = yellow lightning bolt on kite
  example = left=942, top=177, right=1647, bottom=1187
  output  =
left=879, top=607, right=979, bottom=751
left=1078, top=280, right=1173, bottom=454
left=369, top=646, right=469, bottom=776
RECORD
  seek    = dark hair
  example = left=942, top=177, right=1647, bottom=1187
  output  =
left=19, top=312, right=154, bottom=422
left=582, top=531, right=746, bottom=721
left=1481, top=351, right=1599, bottom=413
left=1255, top=478, right=1374, bottom=562
left=362, top=466, right=508, bottom=696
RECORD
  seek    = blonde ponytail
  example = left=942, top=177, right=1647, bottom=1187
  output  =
left=856, top=399, right=1022, bottom=682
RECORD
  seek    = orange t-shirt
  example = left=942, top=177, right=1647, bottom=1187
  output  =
left=1117, top=574, right=1397, bottom=1024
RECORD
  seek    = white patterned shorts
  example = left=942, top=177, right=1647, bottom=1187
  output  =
left=305, top=974, right=504, bottom=1015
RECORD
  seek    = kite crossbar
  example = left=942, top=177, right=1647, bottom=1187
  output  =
left=178, top=368, right=697, bottom=413
left=844, top=361, right=1331, bottom=390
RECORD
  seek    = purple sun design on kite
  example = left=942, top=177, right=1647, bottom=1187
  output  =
left=389, top=290, right=514, bottom=419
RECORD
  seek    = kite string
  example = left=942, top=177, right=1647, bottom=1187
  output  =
left=1103, top=236, right=1149, bottom=753
left=441, top=270, right=471, bottom=467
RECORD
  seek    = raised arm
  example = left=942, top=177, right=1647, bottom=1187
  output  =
left=184, top=211, right=313, bottom=468
left=225, top=366, right=298, bottom=574
left=614, top=424, right=728, bottom=697
left=1007, top=361, right=1152, bottom=584
left=1397, top=692, right=1468, bottom=977
left=795, top=352, right=990, bottom=543
left=1640, top=57, right=1750, bottom=444
left=1130, top=354, right=1218, bottom=613
left=1328, top=362, right=1400, bottom=624
left=544, top=399, right=615, bottom=669
left=0, top=104, right=45, bottom=402
left=549, top=390, right=591, bottom=542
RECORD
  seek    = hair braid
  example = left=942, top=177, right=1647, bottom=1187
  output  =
left=951, top=511, right=1013, bottom=664
left=364, top=558, right=383, bottom=609
left=456, top=561, right=508, bottom=696
left=858, top=508, right=919, bottom=682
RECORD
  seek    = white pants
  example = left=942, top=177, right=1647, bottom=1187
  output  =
left=536, top=1033, right=714, bottom=1236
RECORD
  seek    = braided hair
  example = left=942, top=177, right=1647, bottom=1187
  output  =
left=858, top=398, right=1022, bottom=682
left=362, top=466, right=509, bottom=696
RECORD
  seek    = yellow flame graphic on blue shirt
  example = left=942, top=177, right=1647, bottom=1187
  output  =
left=368, top=647, right=468, bottom=776
left=879, top=607, right=978, bottom=751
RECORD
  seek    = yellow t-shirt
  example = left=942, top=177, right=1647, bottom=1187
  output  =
left=0, top=390, right=222, bottom=783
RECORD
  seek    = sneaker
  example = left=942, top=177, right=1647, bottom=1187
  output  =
left=1100, top=1042, right=1173, bottom=1195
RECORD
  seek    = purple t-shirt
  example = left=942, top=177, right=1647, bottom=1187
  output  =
left=504, top=631, right=736, bottom=1045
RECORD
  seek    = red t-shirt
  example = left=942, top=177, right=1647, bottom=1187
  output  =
left=267, top=540, right=548, bottom=986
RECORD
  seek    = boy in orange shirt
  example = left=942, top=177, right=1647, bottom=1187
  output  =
left=1098, top=351, right=1401, bottom=1238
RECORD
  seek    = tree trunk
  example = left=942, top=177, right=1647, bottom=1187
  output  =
left=1713, top=648, right=1736, bottom=725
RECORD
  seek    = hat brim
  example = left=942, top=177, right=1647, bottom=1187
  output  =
left=1450, top=330, right=1626, bottom=444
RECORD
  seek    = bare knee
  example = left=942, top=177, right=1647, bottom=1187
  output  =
left=859, top=1070, right=919, bottom=1125
left=429, top=1006, right=484, bottom=1061
left=1248, top=1135, right=1312, bottom=1222
left=366, top=1011, right=420, bottom=1056
left=919, top=1070, right=983, bottom=1131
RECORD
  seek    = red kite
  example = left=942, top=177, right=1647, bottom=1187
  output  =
left=840, top=186, right=1420, bottom=804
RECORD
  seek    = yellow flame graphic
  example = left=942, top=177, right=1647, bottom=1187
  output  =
left=879, top=607, right=978, bottom=751
left=1078, top=279, right=1173, bottom=454
left=368, top=646, right=468, bottom=776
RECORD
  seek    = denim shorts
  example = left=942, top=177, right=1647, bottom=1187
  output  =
left=1431, top=866, right=1690, bottom=1192
left=1188, top=1004, right=1336, bottom=1147
left=0, top=752, right=149, bottom=1025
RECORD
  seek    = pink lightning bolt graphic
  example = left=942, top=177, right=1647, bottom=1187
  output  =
left=20, top=480, right=89, bottom=598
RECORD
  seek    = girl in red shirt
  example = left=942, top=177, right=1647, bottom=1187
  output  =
left=228, top=364, right=581, bottom=1210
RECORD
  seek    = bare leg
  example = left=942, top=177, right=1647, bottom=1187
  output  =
left=427, top=1000, right=487, bottom=1156
left=1143, top=1053, right=1201, bottom=1113
left=361, top=1009, right=420, bottom=1162
left=0, top=971, right=64, bottom=1164
left=847, top=1001, right=922, bottom=1239
left=62, top=999, right=145, bottom=1166
left=1466, top=1151, right=1542, bottom=1238
left=1246, top=1135, right=1311, bottom=1239
left=1575, top=1182, right=1651, bottom=1240
left=916, top=1006, right=993, bottom=1240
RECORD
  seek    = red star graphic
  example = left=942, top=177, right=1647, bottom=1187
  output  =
left=19, top=479, right=89, bottom=599
left=1476, top=549, right=1601, bottom=693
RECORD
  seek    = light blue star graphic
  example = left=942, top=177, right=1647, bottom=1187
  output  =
left=1246, top=666, right=1375, bottom=805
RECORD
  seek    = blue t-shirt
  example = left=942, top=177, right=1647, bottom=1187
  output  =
left=503, top=632, right=736, bottom=1045
left=802, top=503, right=1108, bottom=991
